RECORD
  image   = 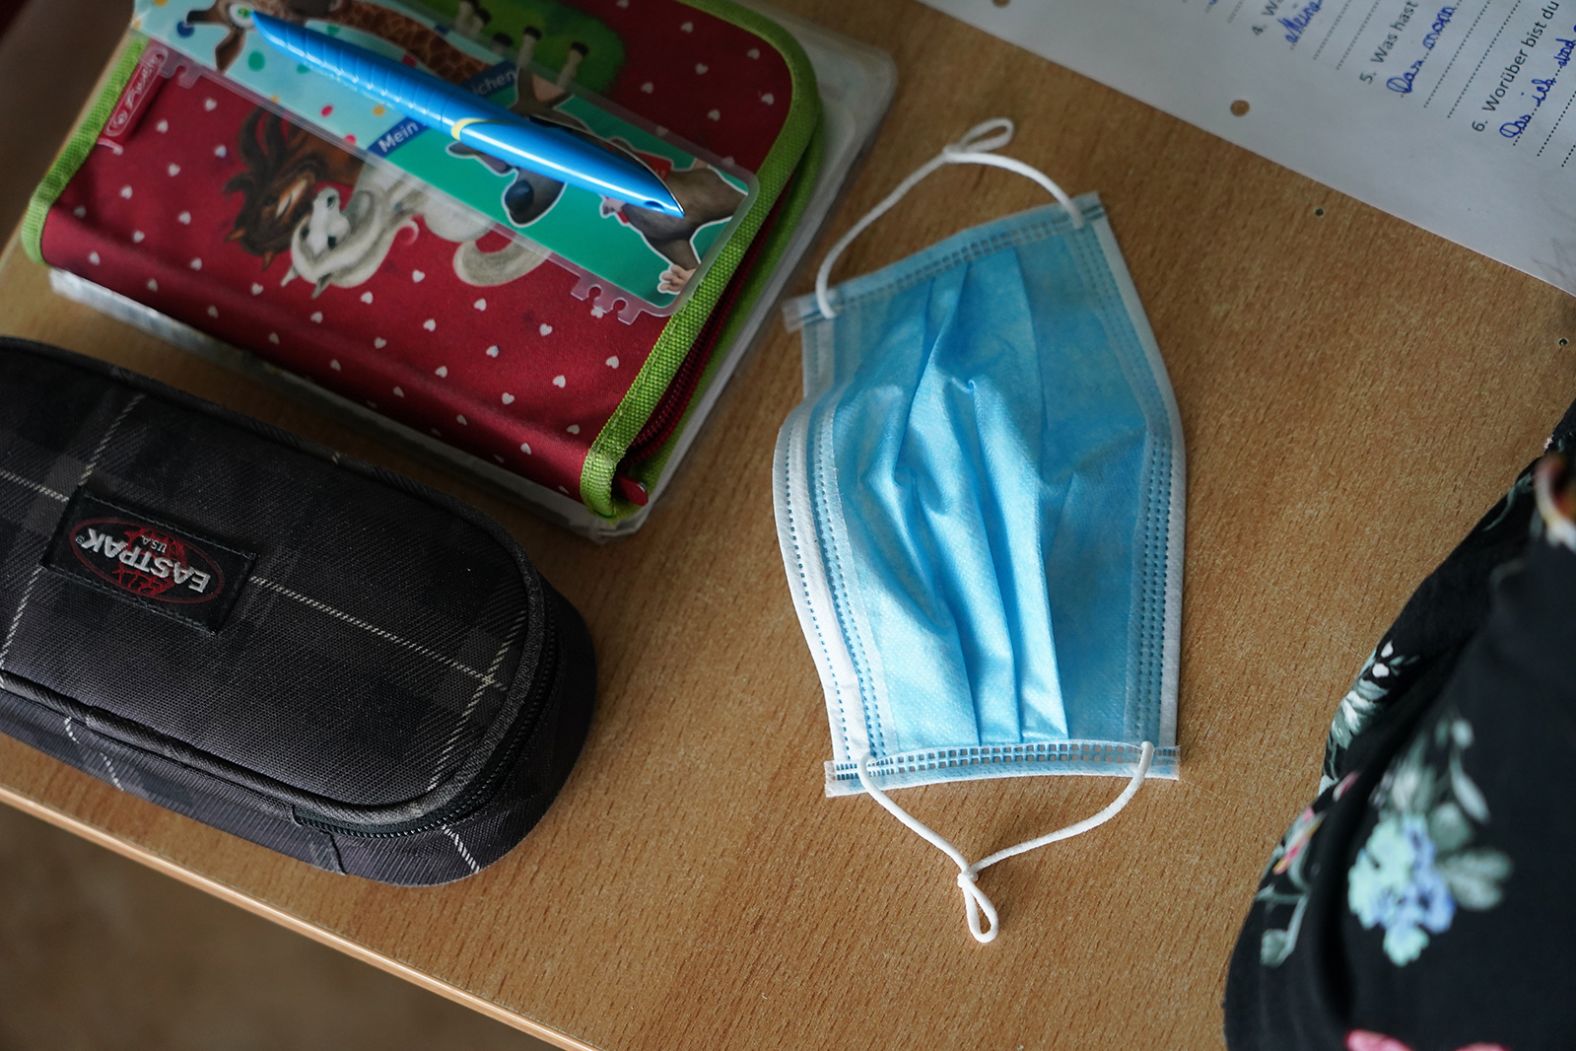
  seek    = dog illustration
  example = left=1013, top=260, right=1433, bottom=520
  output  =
left=601, top=161, right=747, bottom=294
left=281, top=164, right=547, bottom=296
left=223, top=109, right=364, bottom=270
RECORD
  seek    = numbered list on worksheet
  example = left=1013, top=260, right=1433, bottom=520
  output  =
left=1235, top=0, right=1576, bottom=163
left=920, top=0, right=1576, bottom=290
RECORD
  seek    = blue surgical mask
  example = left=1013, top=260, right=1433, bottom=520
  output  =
left=772, top=120, right=1185, bottom=943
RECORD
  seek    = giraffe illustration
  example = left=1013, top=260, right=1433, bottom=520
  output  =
left=181, top=1, right=336, bottom=71
left=183, top=0, right=496, bottom=83
left=330, top=2, right=495, bottom=82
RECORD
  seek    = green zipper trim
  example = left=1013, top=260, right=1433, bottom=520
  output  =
left=23, top=35, right=149, bottom=265
left=625, top=121, right=826, bottom=499
left=578, top=0, right=820, bottom=518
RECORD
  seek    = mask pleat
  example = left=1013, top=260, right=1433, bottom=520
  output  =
left=775, top=121, right=1182, bottom=798
left=772, top=119, right=1184, bottom=943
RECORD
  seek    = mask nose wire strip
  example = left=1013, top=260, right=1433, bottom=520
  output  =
left=854, top=741, right=1156, bottom=944
left=813, top=116, right=1085, bottom=320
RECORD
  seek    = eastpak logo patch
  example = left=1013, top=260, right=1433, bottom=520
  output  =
left=44, top=491, right=255, bottom=632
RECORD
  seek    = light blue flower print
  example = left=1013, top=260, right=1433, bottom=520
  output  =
left=1347, top=815, right=1457, bottom=965
left=1345, top=715, right=1512, bottom=967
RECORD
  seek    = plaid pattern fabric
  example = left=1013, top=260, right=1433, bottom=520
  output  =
left=0, top=340, right=594, bottom=884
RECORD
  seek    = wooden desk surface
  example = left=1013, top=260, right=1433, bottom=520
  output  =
left=3, top=3, right=1575, bottom=1048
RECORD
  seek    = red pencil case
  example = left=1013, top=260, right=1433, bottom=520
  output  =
left=26, top=0, right=821, bottom=529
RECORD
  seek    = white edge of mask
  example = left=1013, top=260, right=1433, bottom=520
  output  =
left=1089, top=213, right=1187, bottom=759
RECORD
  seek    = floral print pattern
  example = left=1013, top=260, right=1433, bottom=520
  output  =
left=1347, top=1033, right=1507, bottom=1051
left=1230, top=423, right=1576, bottom=1050
left=1323, top=642, right=1416, bottom=792
left=1255, top=638, right=1419, bottom=969
left=1256, top=772, right=1359, bottom=966
left=1346, top=713, right=1512, bottom=966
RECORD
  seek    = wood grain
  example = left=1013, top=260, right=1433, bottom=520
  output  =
left=2, top=3, right=1575, bottom=1048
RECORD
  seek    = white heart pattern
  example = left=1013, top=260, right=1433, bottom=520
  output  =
left=88, top=252, right=101, bottom=265
left=423, top=319, right=437, bottom=331
left=214, top=145, right=227, bottom=158
left=268, top=332, right=279, bottom=344
left=501, top=393, right=515, bottom=405
left=393, top=386, right=405, bottom=397
left=455, top=415, right=468, bottom=426
left=473, top=298, right=487, bottom=311
left=412, top=270, right=426, bottom=283
left=761, top=92, right=775, bottom=105
left=206, top=305, right=218, bottom=318
left=155, top=119, right=169, bottom=133
left=360, top=291, right=374, bottom=304
left=695, top=62, right=709, bottom=74
left=539, top=323, right=554, bottom=336
left=330, top=359, right=341, bottom=371
left=486, top=345, right=500, bottom=358
left=203, top=98, right=217, bottom=111
left=189, top=258, right=203, bottom=271
left=707, top=109, right=722, bottom=122
left=251, top=283, right=264, bottom=295
left=73, top=206, right=87, bottom=219
left=641, top=81, right=655, bottom=93
left=435, top=365, right=448, bottom=378
left=167, top=164, right=181, bottom=177
left=552, top=374, right=567, bottom=388
left=373, top=337, right=388, bottom=348
left=119, top=186, right=133, bottom=199
left=520, top=442, right=533, bottom=455
left=747, top=47, right=760, bottom=59
left=146, top=278, right=158, bottom=292
left=177, top=211, right=191, bottom=225
left=310, top=311, right=323, bottom=324
left=566, top=424, right=581, bottom=435
left=680, top=19, right=693, bottom=31
left=605, top=356, right=620, bottom=368
left=132, top=230, right=145, bottom=243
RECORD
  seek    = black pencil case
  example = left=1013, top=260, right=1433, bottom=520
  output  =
left=0, top=339, right=594, bottom=885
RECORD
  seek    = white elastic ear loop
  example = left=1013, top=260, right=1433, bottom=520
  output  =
left=854, top=741, right=1156, bottom=944
left=814, top=117, right=1084, bottom=320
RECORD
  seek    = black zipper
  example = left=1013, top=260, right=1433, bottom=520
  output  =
left=296, top=609, right=560, bottom=839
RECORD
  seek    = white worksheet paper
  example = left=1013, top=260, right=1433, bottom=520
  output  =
left=919, top=0, right=1576, bottom=292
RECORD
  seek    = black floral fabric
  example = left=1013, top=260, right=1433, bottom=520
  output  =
left=1224, top=399, right=1576, bottom=1051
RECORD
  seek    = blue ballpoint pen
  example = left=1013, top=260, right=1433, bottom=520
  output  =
left=250, top=12, right=685, bottom=217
